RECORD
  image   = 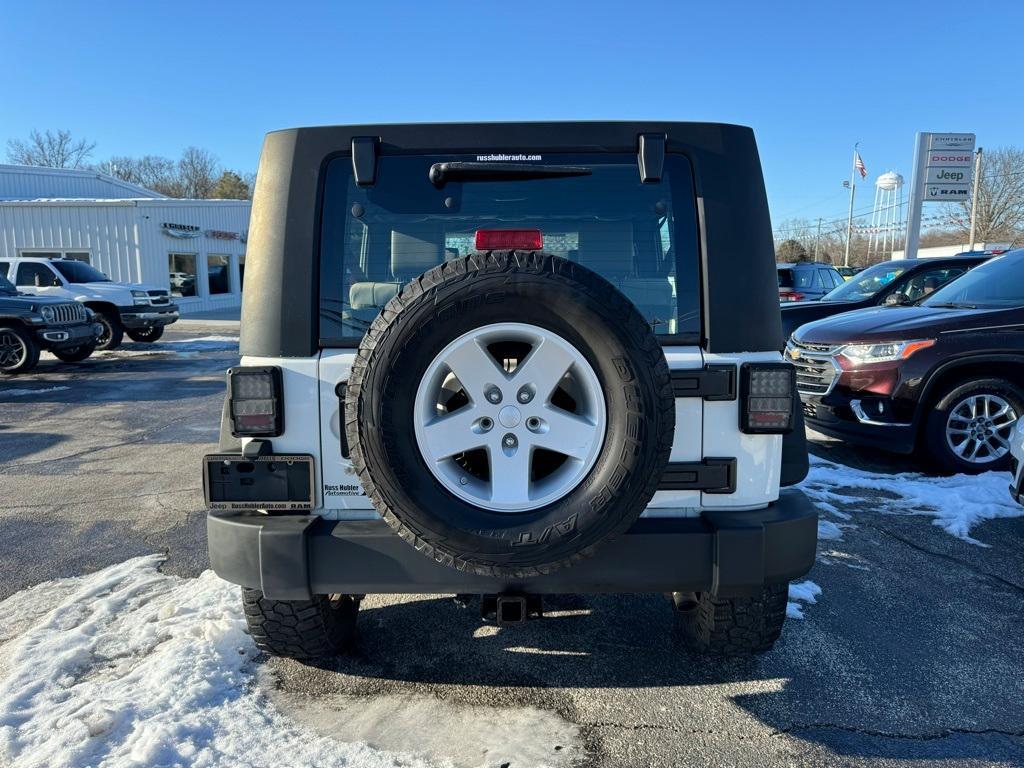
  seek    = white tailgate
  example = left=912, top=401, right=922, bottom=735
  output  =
left=318, top=350, right=376, bottom=518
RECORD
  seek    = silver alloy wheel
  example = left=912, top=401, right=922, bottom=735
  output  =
left=0, top=331, right=27, bottom=370
left=945, top=393, right=1018, bottom=464
left=413, top=322, right=607, bottom=512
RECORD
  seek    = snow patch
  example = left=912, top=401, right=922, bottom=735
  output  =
left=802, top=455, right=1023, bottom=545
left=0, top=386, right=70, bottom=397
left=787, top=580, right=822, bottom=620
left=816, top=518, right=844, bottom=541
left=0, top=557, right=435, bottom=768
left=92, top=335, right=238, bottom=359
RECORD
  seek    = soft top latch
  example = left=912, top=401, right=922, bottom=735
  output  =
left=637, top=133, right=666, bottom=183
left=351, top=137, right=378, bottom=186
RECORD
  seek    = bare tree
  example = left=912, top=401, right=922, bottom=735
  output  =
left=104, top=155, right=184, bottom=196
left=949, top=146, right=1024, bottom=243
left=178, top=146, right=219, bottom=198
left=6, top=129, right=96, bottom=169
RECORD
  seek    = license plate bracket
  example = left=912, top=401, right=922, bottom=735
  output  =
left=203, top=453, right=314, bottom=511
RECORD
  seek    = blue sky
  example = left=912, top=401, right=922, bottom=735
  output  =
left=3, top=1, right=1021, bottom=232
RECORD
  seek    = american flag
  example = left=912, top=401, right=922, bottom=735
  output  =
left=854, top=151, right=867, bottom=179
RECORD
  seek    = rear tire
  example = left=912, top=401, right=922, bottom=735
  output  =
left=924, top=378, right=1024, bottom=474
left=126, top=326, right=165, bottom=343
left=94, top=310, right=124, bottom=350
left=241, top=589, right=360, bottom=659
left=0, top=325, right=40, bottom=374
left=674, top=583, right=789, bottom=655
left=52, top=344, right=96, bottom=363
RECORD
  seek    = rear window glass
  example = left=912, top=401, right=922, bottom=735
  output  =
left=777, top=269, right=794, bottom=288
left=319, top=153, right=701, bottom=342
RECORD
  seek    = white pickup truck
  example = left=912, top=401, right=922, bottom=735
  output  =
left=0, top=256, right=179, bottom=349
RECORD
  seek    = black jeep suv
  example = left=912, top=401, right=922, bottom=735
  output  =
left=791, top=249, right=1024, bottom=473
left=0, top=273, right=102, bottom=374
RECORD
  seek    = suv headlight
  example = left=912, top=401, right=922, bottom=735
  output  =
left=131, top=290, right=149, bottom=306
left=839, top=339, right=935, bottom=365
left=40, top=306, right=55, bottom=322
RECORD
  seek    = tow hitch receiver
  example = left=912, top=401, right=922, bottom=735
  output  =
left=481, top=594, right=543, bottom=625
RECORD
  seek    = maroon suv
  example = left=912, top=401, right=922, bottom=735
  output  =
left=789, top=249, right=1024, bottom=474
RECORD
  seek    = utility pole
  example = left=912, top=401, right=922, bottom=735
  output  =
left=968, top=147, right=983, bottom=251
left=843, top=143, right=858, bottom=267
left=813, top=217, right=823, bottom=262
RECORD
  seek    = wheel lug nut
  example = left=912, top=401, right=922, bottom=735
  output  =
left=485, top=388, right=502, bottom=404
left=517, top=386, right=534, bottom=404
left=503, top=434, right=517, bottom=448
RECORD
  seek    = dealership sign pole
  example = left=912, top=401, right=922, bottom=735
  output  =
left=904, top=132, right=976, bottom=259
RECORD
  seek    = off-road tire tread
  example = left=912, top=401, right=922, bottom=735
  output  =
left=346, top=250, right=674, bottom=579
left=677, top=583, right=789, bottom=655
left=241, top=588, right=359, bottom=659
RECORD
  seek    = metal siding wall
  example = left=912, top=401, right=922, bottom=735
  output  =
left=136, top=201, right=251, bottom=314
left=0, top=200, right=251, bottom=313
left=0, top=203, right=138, bottom=283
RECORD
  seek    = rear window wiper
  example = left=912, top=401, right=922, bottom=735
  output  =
left=429, top=162, right=591, bottom=188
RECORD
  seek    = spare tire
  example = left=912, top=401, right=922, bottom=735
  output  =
left=346, top=251, right=674, bottom=578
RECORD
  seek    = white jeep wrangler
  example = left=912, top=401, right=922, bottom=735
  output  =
left=2, top=255, right=179, bottom=349
left=205, top=122, right=815, bottom=659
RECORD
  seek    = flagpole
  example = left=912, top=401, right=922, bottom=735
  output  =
left=843, top=142, right=858, bottom=268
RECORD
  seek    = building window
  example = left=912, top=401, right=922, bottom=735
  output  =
left=238, top=253, right=246, bottom=290
left=64, top=252, right=91, bottom=263
left=168, top=253, right=197, bottom=298
left=207, top=254, right=230, bottom=295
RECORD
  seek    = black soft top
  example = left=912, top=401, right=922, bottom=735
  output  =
left=240, top=121, right=780, bottom=356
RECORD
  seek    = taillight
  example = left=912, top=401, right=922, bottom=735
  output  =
left=475, top=228, right=543, bottom=251
left=740, top=363, right=795, bottom=434
left=779, top=291, right=805, bottom=302
left=228, top=366, right=283, bottom=437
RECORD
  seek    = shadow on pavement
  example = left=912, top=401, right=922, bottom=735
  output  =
left=304, top=593, right=782, bottom=689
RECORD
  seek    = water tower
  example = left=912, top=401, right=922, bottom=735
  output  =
left=867, top=171, right=905, bottom=261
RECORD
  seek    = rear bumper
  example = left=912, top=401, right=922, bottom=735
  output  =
left=207, top=489, right=818, bottom=600
left=118, top=304, right=180, bottom=328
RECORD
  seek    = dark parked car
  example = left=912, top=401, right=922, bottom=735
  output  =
left=778, top=262, right=845, bottom=302
left=789, top=249, right=1024, bottom=473
left=780, top=255, right=989, bottom=341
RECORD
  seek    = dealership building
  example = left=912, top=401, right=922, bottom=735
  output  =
left=0, top=164, right=251, bottom=315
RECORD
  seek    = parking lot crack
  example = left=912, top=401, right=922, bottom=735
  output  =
left=865, top=521, right=1024, bottom=595
left=772, top=723, right=1024, bottom=742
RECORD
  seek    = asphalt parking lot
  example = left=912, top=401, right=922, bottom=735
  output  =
left=1, top=328, right=1023, bottom=768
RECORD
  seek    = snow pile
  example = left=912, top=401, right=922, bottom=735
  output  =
left=802, top=455, right=1022, bottom=545
left=92, top=335, right=238, bottom=359
left=0, top=386, right=70, bottom=398
left=786, top=580, right=821, bottom=620
left=0, top=556, right=434, bottom=768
